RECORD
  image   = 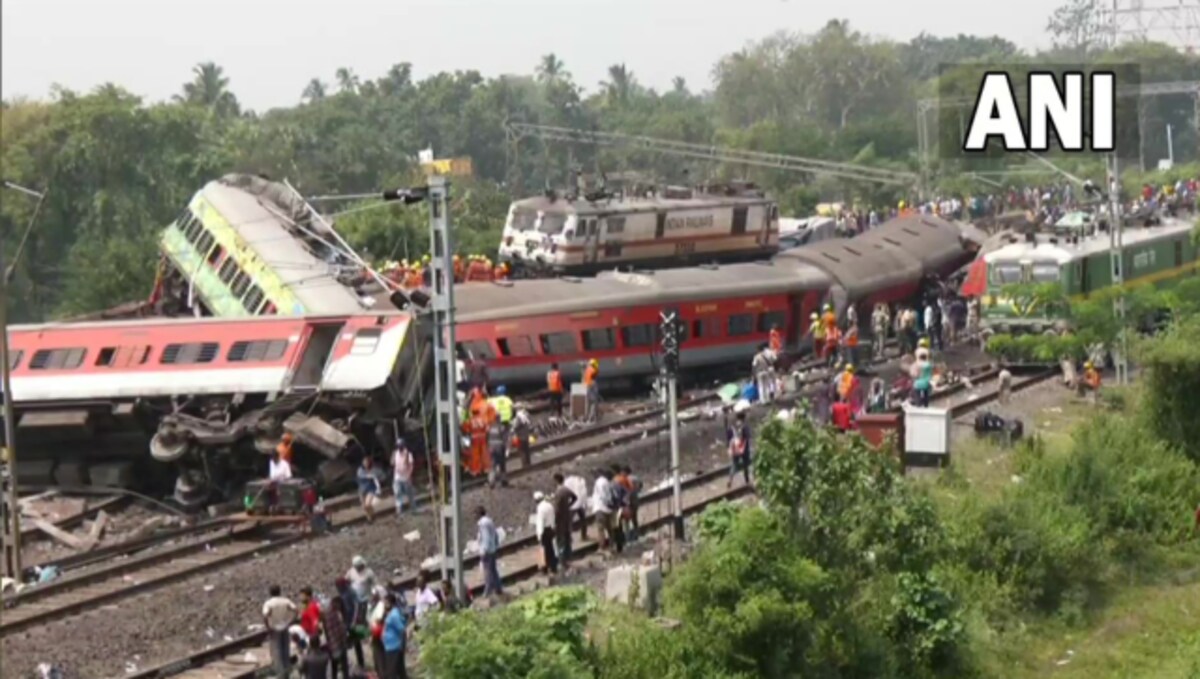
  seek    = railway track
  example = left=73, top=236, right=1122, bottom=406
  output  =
left=124, top=466, right=759, bottom=679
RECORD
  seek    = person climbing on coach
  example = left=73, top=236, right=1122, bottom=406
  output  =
left=546, top=363, right=565, bottom=418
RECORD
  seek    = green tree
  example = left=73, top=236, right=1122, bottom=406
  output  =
left=175, top=62, right=240, bottom=117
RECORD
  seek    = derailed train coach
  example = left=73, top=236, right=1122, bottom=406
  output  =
left=455, top=214, right=984, bottom=386
left=2, top=311, right=429, bottom=506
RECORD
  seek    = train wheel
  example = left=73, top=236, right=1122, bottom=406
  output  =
left=173, top=469, right=210, bottom=510
left=151, top=424, right=191, bottom=463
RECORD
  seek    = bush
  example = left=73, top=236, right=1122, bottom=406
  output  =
left=1030, top=415, right=1199, bottom=543
left=1138, top=317, right=1200, bottom=463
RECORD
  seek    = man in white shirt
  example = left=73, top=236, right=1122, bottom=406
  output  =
left=564, top=474, right=589, bottom=540
left=591, top=472, right=615, bottom=554
left=392, top=439, right=417, bottom=517
left=534, top=491, right=558, bottom=574
left=414, top=570, right=442, bottom=624
left=268, top=450, right=292, bottom=481
left=345, top=555, right=376, bottom=605
left=262, top=584, right=298, bottom=677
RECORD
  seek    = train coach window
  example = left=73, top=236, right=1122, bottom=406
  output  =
left=582, top=328, right=616, bottom=352
left=161, top=342, right=219, bottom=365
left=621, top=324, right=655, bottom=348
left=218, top=258, right=238, bottom=285
left=228, top=340, right=289, bottom=362
left=195, top=230, right=216, bottom=259
left=757, top=311, right=786, bottom=333
left=230, top=272, right=252, bottom=299
left=539, top=332, right=577, bottom=356
left=691, top=318, right=717, bottom=340
left=207, top=245, right=226, bottom=266
left=728, top=313, right=755, bottom=337
left=605, top=217, right=626, bottom=234
left=242, top=286, right=266, bottom=315
left=30, top=348, right=86, bottom=370
left=498, top=336, right=536, bottom=357
left=8, top=350, right=22, bottom=370
left=350, top=329, right=382, bottom=355
left=96, top=345, right=151, bottom=368
left=457, top=339, right=496, bottom=360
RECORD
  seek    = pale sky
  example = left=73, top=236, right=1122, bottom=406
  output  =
left=2, top=0, right=1060, bottom=112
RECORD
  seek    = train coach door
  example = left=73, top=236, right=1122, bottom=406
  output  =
left=732, top=206, right=748, bottom=235
left=289, top=323, right=344, bottom=391
left=584, top=218, right=599, bottom=264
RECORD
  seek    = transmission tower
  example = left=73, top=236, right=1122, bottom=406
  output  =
left=1099, top=0, right=1200, bottom=51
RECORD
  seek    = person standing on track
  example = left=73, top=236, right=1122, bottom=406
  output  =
left=534, top=491, right=559, bottom=575
left=381, top=593, right=408, bottom=679
left=726, top=412, right=752, bottom=487
left=546, top=363, right=565, bottom=418
left=583, top=359, right=601, bottom=422
left=356, top=457, right=383, bottom=523
left=487, top=416, right=508, bottom=488
left=510, top=408, right=533, bottom=469
left=872, top=303, right=891, bottom=360
left=552, top=474, right=578, bottom=567
left=391, top=439, right=416, bottom=518
left=564, top=473, right=590, bottom=541
left=592, top=471, right=616, bottom=555
left=263, top=584, right=298, bottom=678
left=477, top=506, right=504, bottom=598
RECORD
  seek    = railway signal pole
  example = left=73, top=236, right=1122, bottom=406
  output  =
left=659, top=310, right=684, bottom=540
left=1106, top=155, right=1129, bottom=386
left=426, top=175, right=466, bottom=600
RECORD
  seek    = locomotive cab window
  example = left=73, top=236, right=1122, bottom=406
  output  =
left=161, top=342, right=219, bottom=364
left=498, top=336, right=536, bottom=357
left=757, top=311, right=786, bottom=333
left=30, top=348, right=87, bottom=370
left=1030, top=263, right=1061, bottom=283
left=620, top=324, right=655, bottom=348
left=228, top=340, right=289, bottom=362
left=728, top=313, right=755, bottom=336
left=540, top=214, right=567, bottom=235
left=350, top=328, right=382, bottom=355
left=539, top=332, right=577, bottom=356
left=582, top=328, right=616, bottom=351
left=456, top=339, right=496, bottom=361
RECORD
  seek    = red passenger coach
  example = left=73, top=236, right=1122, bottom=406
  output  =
left=4, top=312, right=420, bottom=504
left=453, top=214, right=982, bottom=386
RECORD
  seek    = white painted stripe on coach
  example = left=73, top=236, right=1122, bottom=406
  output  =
left=9, top=367, right=289, bottom=403
left=321, top=323, right=410, bottom=391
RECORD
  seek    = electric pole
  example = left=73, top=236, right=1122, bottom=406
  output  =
left=426, top=175, right=466, bottom=599
left=0, top=179, right=46, bottom=579
left=1107, top=154, right=1129, bottom=386
left=659, top=310, right=684, bottom=540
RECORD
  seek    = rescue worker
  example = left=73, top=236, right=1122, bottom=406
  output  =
left=489, top=385, right=514, bottom=432
left=463, top=407, right=490, bottom=477
left=583, top=359, right=600, bottom=422
left=821, top=304, right=837, bottom=338
left=276, top=433, right=295, bottom=463
left=493, top=261, right=509, bottom=281
left=823, top=323, right=841, bottom=367
left=546, top=363, right=565, bottom=418
left=768, top=324, right=783, bottom=354
left=871, top=303, right=891, bottom=360
left=1081, top=361, right=1102, bottom=402
left=453, top=254, right=465, bottom=283
left=838, top=364, right=862, bottom=414
left=843, top=322, right=860, bottom=369
left=807, top=312, right=826, bottom=358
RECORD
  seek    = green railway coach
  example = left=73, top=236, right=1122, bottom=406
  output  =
left=979, top=218, right=1199, bottom=335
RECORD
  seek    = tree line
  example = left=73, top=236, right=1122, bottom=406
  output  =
left=4, top=6, right=1200, bottom=321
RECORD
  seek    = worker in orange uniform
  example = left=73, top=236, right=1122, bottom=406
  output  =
left=583, top=359, right=600, bottom=423
left=838, top=364, right=862, bottom=414
left=843, top=322, right=860, bottom=368
left=768, top=324, right=783, bottom=354
left=453, top=254, right=465, bottom=283
left=276, top=433, right=295, bottom=463
left=493, top=261, right=510, bottom=281
left=1081, top=360, right=1102, bottom=403
left=823, top=324, right=841, bottom=367
left=462, top=410, right=491, bottom=476
left=404, top=262, right=423, bottom=289
left=546, top=362, right=565, bottom=418
left=821, top=304, right=837, bottom=337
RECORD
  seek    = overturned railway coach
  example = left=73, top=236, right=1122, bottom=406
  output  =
left=458, top=214, right=983, bottom=385
left=2, top=312, right=427, bottom=505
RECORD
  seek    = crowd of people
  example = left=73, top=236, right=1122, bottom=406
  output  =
left=374, top=253, right=512, bottom=290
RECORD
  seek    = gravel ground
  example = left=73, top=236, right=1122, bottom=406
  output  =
left=0, top=342, right=993, bottom=679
